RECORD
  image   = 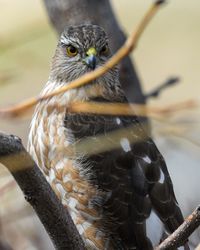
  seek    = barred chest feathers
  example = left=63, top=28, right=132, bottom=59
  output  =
left=27, top=80, right=117, bottom=250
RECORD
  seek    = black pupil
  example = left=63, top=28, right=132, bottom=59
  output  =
left=69, top=46, right=76, bottom=53
left=101, top=46, right=107, bottom=52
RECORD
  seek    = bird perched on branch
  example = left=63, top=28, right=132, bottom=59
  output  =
left=28, top=25, right=187, bottom=250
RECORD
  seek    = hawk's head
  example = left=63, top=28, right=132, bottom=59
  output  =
left=50, top=24, right=114, bottom=81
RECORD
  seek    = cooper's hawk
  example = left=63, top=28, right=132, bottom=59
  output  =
left=28, top=25, right=187, bottom=249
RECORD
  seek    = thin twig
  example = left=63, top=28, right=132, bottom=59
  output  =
left=68, top=99, right=199, bottom=118
left=68, top=101, right=152, bottom=117
left=145, top=76, right=180, bottom=99
left=0, top=1, right=165, bottom=117
left=156, top=206, right=200, bottom=250
left=158, top=100, right=198, bottom=115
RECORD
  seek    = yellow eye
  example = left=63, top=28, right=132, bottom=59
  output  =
left=100, top=45, right=109, bottom=56
left=66, top=45, right=78, bottom=57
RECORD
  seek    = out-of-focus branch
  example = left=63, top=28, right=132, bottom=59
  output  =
left=196, top=244, right=200, bottom=250
left=156, top=206, right=200, bottom=250
left=145, top=76, right=180, bottom=99
left=0, top=241, right=13, bottom=250
left=0, top=132, right=85, bottom=250
left=0, top=1, right=165, bottom=118
left=68, top=99, right=198, bottom=118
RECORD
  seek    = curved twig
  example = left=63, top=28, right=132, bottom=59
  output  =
left=156, top=206, right=200, bottom=250
left=0, top=1, right=166, bottom=117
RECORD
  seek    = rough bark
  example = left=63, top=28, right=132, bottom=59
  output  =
left=42, top=0, right=145, bottom=105
left=0, top=132, right=85, bottom=250
left=156, top=206, right=200, bottom=250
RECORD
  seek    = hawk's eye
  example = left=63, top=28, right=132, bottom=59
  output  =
left=66, top=45, right=78, bottom=57
left=100, top=45, right=109, bottom=56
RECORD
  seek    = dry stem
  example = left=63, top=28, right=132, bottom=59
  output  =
left=0, top=1, right=165, bottom=117
left=68, top=99, right=199, bottom=118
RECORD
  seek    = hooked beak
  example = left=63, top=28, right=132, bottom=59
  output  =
left=83, top=47, right=97, bottom=70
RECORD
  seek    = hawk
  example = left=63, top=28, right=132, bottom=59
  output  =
left=28, top=25, right=187, bottom=249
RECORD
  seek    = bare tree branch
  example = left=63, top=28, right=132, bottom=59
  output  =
left=156, top=206, right=200, bottom=250
left=0, top=241, right=13, bottom=250
left=67, top=99, right=198, bottom=118
left=0, top=132, right=85, bottom=250
left=0, top=1, right=165, bottom=118
left=145, top=76, right=180, bottom=99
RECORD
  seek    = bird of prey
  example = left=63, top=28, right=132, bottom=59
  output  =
left=28, top=25, right=187, bottom=250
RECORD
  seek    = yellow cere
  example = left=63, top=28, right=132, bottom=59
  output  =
left=86, top=47, right=97, bottom=56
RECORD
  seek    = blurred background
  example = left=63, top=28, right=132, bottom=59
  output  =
left=0, top=0, right=200, bottom=249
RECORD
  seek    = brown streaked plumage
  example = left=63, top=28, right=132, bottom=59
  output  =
left=28, top=25, right=187, bottom=250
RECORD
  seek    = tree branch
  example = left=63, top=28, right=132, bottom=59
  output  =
left=0, top=241, right=13, bottom=250
left=67, top=99, right=198, bottom=118
left=156, top=206, right=200, bottom=250
left=0, top=132, right=85, bottom=250
left=145, top=76, right=180, bottom=99
left=0, top=1, right=165, bottom=118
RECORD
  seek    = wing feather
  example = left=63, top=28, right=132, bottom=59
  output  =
left=64, top=100, right=184, bottom=249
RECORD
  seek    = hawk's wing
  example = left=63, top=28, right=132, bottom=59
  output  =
left=64, top=100, right=184, bottom=249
